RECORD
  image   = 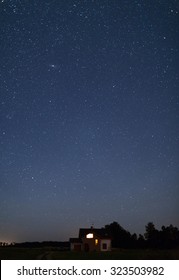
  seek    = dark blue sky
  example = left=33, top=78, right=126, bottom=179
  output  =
left=0, top=0, right=179, bottom=242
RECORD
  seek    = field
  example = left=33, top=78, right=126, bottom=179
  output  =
left=1, top=247, right=179, bottom=260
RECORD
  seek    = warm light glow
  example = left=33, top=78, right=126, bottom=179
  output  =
left=86, top=233, right=93, bottom=239
left=95, top=239, right=98, bottom=245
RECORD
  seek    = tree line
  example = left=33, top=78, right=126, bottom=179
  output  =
left=104, top=221, right=179, bottom=249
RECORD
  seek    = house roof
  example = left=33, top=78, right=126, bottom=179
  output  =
left=79, top=228, right=111, bottom=239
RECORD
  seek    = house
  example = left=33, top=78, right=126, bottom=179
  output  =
left=70, top=227, right=111, bottom=252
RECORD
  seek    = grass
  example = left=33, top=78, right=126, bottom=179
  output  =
left=0, top=247, right=179, bottom=260
left=52, top=248, right=179, bottom=260
left=0, top=247, right=45, bottom=260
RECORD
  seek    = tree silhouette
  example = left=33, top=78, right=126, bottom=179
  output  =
left=104, top=221, right=179, bottom=249
left=144, top=222, right=179, bottom=248
left=105, top=221, right=132, bottom=248
left=144, top=222, right=160, bottom=248
left=138, top=234, right=145, bottom=248
left=160, top=224, right=179, bottom=248
left=144, top=222, right=156, bottom=239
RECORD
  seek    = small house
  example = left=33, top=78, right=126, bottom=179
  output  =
left=70, top=227, right=111, bottom=252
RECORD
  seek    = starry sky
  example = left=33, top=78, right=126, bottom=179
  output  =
left=0, top=0, right=179, bottom=243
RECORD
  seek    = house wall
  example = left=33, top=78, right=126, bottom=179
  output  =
left=71, top=243, right=82, bottom=251
left=100, top=239, right=111, bottom=251
left=82, top=236, right=111, bottom=252
left=82, top=236, right=100, bottom=252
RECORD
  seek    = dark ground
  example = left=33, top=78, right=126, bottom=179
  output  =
left=1, top=247, right=179, bottom=260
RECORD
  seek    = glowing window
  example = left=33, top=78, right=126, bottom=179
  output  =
left=95, top=239, right=98, bottom=245
left=86, top=233, right=93, bottom=239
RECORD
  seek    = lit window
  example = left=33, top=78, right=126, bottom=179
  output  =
left=95, top=239, right=98, bottom=245
left=86, top=233, right=93, bottom=239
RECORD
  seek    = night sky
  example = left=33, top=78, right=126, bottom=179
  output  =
left=0, top=0, right=179, bottom=243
